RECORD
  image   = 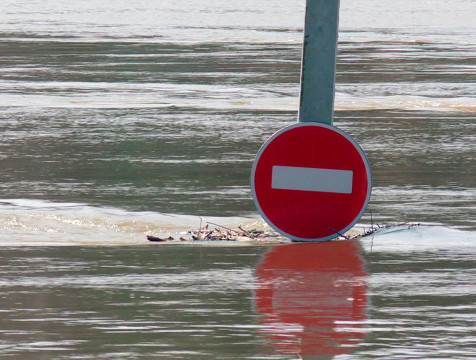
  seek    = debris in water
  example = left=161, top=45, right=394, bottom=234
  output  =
left=147, top=235, right=174, bottom=242
left=354, top=222, right=421, bottom=239
left=147, top=221, right=280, bottom=242
left=146, top=221, right=421, bottom=243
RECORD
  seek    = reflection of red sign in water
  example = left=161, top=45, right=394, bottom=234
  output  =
left=251, top=123, right=372, bottom=242
left=255, top=240, right=368, bottom=357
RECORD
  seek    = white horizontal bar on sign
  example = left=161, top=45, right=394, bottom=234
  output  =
left=272, top=165, right=353, bottom=194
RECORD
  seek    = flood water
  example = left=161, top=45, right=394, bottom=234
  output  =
left=1, top=236, right=475, bottom=359
left=0, top=0, right=475, bottom=358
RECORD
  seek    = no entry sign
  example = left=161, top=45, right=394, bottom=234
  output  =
left=251, top=123, right=372, bottom=241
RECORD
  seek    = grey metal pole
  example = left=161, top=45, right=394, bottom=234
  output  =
left=298, top=0, right=340, bottom=125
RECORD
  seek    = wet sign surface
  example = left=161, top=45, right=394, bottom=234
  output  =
left=251, top=122, right=371, bottom=241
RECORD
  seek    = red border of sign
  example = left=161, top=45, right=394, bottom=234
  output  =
left=250, top=122, right=372, bottom=242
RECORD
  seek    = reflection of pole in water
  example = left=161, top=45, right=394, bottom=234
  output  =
left=254, top=240, right=368, bottom=358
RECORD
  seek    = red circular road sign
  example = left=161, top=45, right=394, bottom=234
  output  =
left=251, top=122, right=372, bottom=242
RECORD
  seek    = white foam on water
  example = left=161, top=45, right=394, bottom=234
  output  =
left=1, top=199, right=474, bottom=249
left=0, top=199, right=268, bottom=246
left=1, top=0, right=475, bottom=44
left=335, top=94, right=476, bottom=113
left=1, top=92, right=474, bottom=113
left=359, top=224, right=476, bottom=254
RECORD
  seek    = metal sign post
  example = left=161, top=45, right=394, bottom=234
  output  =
left=299, top=0, right=340, bottom=125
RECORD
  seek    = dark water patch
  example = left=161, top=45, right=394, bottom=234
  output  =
left=0, top=40, right=301, bottom=85
left=0, top=246, right=266, bottom=359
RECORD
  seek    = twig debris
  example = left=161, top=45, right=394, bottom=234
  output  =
left=147, top=221, right=421, bottom=243
left=147, top=222, right=280, bottom=243
left=354, top=222, right=420, bottom=239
